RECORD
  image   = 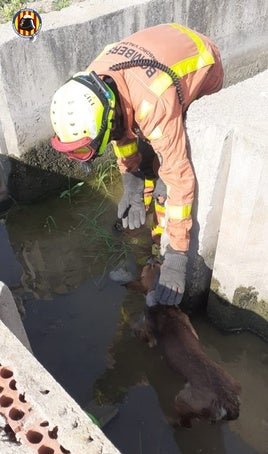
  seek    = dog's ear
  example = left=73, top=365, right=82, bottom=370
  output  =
left=125, top=263, right=160, bottom=294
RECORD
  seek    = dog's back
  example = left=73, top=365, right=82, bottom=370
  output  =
left=141, top=304, right=241, bottom=427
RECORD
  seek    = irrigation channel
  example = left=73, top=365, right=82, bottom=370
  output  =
left=1, top=170, right=268, bottom=454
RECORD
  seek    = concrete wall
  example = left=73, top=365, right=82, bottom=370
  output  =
left=0, top=0, right=267, bottom=157
left=186, top=70, right=268, bottom=339
left=0, top=1, right=268, bottom=449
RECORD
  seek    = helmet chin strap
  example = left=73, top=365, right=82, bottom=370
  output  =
left=110, top=104, right=125, bottom=141
left=103, top=76, right=125, bottom=141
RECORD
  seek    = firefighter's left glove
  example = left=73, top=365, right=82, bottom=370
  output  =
left=155, top=245, right=187, bottom=306
left=118, top=171, right=146, bottom=230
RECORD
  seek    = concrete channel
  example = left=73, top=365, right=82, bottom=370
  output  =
left=0, top=0, right=268, bottom=452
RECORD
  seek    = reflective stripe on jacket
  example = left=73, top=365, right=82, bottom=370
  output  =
left=87, top=23, right=224, bottom=251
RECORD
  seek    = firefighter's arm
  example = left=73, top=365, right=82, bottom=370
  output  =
left=149, top=106, right=195, bottom=252
left=148, top=106, right=195, bottom=306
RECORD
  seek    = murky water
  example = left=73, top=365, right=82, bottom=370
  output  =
left=1, top=180, right=268, bottom=454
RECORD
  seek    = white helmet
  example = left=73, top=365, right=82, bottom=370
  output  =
left=50, top=71, right=115, bottom=161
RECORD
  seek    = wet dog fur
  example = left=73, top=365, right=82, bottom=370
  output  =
left=127, top=263, right=241, bottom=427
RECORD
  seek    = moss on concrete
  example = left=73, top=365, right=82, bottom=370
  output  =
left=210, top=277, right=227, bottom=300
left=208, top=283, right=268, bottom=342
left=233, top=286, right=268, bottom=319
left=233, top=285, right=258, bottom=308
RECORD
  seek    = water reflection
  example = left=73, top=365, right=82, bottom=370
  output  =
left=1, top=183, right=268, bottom=454
left=5, top=183, right=150, bottom=300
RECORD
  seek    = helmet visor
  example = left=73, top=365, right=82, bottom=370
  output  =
left=51, top=135, right=97, bottom=161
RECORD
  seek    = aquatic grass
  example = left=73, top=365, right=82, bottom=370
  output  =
left=79, top=210, right=131, bottom=259
left=59, top=179, right=85, bottom=204
left=92, top=163, right=115, bottom=193
left=84, top=411, right=100, bottom=427
left=120, top=306, right=129, bottom=323
left=76, top=200, right=132, bottom=282
left=90, top=156, right=120, bottom=195
left=43, top=215, right=57, bottom=233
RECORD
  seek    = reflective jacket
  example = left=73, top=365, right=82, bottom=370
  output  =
left=87, top=23, right=224, bottom=252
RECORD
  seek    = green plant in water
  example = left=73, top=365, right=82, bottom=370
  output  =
left=43, top=215, right=57, bottom=233
left=52, top=0, right=71, bottom=11
left=84, top=411, right=100, bottom=427
left=77, top=200, right=132, bottom=279
left=60, top=179, right=84, bottom=204
left=91, top=156, right=120, bottom=194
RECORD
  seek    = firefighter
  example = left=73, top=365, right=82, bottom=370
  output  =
left=50, top=23, right=224, bottom=306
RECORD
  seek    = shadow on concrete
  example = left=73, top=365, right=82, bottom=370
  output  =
left=0, top=143, right=89, bottom=210
left=182, top=125, right=214, bottom=314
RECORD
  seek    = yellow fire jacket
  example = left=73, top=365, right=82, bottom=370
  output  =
left=87, top=23, right=224, bottom=251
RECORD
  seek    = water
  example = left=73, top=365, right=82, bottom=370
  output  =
left=1, top=182, right=268, bottom=454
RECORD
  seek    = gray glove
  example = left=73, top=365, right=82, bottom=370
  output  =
left=155, top=245, right=188, bottom=305
left=118, top=171, right=146, bottom=229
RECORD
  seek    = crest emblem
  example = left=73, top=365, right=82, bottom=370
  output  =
left=12, top=8, right=42, bottom=40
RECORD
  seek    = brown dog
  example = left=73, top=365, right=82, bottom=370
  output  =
left=127, top=263, right=241, bottom=427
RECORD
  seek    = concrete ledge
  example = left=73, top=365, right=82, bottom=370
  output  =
left=0, top=317, right=120, bottom=453
left=186, top=70, right=268, bottom=334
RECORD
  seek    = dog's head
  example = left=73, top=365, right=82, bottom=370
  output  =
left=127, top=263, right=199, bottom=344
left=175, top=380, right=240, bottom=427
left=125, top=262, right=160, bottom=295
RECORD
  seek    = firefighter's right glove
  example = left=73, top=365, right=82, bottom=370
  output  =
left=118, top=171, right=146, bottom=230
left=154, top=246, right=188, bottom=306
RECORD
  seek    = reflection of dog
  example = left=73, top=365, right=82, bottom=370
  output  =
left=127, top=263, right=241, bottom=427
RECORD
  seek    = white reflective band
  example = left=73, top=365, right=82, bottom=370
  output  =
left=139, top=99, right=154, bottom=120
left=147, top=126, right=163, bottom=141
left=167, top=204, right=192, bottom=220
